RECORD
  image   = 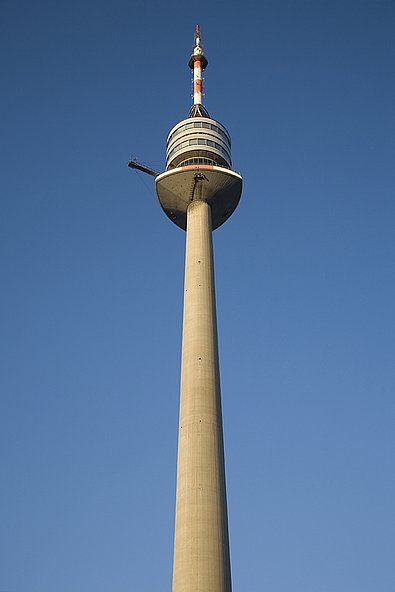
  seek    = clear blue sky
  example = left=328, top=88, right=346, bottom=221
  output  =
left=1, top=1, right=394, bottom=591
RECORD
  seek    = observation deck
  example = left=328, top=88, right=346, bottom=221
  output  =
left=166, top=117, right=232, bottom=170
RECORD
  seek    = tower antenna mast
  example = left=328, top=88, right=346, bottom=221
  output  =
left=187, top=23, right=209, bottom=117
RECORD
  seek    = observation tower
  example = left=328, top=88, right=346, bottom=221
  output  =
left=129, top=25, right=242, bottom=592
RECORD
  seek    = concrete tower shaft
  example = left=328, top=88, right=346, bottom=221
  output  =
left=173, top=199, right=231, bottom=592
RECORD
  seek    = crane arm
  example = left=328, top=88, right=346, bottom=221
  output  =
left=128, top=159, right=160, bottom=177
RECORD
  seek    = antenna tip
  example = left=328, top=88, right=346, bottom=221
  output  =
left=188, top=23, right=208, bottom=70
left=195, top=24, right=201, bottom=45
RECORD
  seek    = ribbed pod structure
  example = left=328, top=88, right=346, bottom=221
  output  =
left=172, top=200, right=232, bottom=592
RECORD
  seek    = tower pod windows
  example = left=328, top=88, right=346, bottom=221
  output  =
left=166, top=117, right=232, bottom=170
left=167, top=138, right=231, bottom=161
left=167, top=119, right=231, bottom=146
left=178, top=157, right=218, bottom=167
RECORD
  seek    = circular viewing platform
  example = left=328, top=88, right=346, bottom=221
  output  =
left=166, top=117, right=232, bottom=170
left=155, top=164, right=242, bottom=231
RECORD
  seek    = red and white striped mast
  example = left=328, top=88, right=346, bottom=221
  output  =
left=188, top=24, right=209, bottom=117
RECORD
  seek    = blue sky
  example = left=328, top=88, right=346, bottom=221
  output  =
left=1, top=1, right=394, bottom=591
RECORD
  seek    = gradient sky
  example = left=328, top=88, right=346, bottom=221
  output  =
left=1, top=1, right=394, bottom=591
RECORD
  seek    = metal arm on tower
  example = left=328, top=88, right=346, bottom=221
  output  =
left=128, top=158, right=160, bottom=177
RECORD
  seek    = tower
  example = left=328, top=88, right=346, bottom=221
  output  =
left=131, top=25, right=242, bottom=592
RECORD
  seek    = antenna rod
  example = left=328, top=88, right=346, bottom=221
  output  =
left=188, top=24, right=208, bottom=106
